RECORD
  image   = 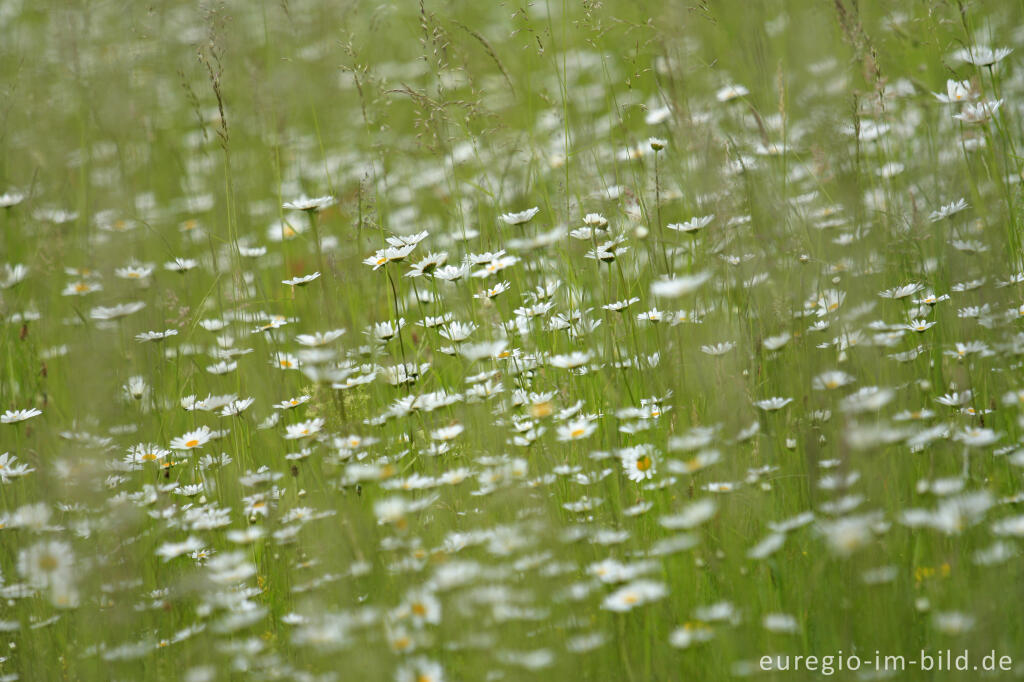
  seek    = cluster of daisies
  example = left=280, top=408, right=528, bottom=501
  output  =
left=2, top=3, right=1024, bottom=679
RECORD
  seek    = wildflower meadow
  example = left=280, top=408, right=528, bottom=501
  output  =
left=2, top=1, right=1024, bottom=679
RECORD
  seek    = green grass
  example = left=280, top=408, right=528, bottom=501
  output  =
left=2, top=0, right=1024, bottom=680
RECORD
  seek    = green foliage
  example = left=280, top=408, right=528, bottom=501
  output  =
left=1, top=1, right=1023, bottom=680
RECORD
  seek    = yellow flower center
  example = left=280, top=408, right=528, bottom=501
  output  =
left=142, top=453, right=158, bottom=461
left=529, top=402, right=553, bottom=419
left=185, top=439, right=199, bottom=448
left=636, top=455, right=652, bottom=471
